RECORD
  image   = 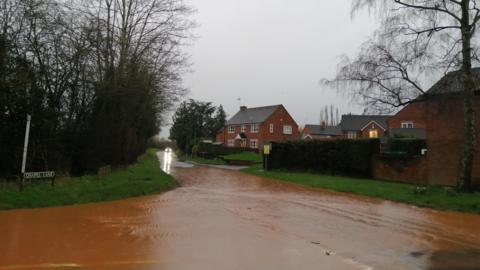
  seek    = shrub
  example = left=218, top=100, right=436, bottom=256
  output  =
left=196, top=143, right=255, bottom=158
left=386, top=138, right=426, bottom=156
left=268, top=139, right=380, bottom=177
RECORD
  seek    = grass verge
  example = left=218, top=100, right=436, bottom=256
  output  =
left=242, top=164, right=480, bottom=214
left=0, top=148, right=178, bottom=210
left=184, top=156, right=227, bottom=165
left=222, top=152, right=262, bottom=163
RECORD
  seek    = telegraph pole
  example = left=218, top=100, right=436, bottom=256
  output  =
left=20, top=114, right=31, bottom=191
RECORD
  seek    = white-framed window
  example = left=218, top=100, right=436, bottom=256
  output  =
left=250, top=139, right=258, bottom=149
left=251, top=124, right=259, bottom=133
left=269, top=123, right=274, bottom=133
left=228, top=126, right=235, bottom=133
left=241, top=125, right=247, bottom=133
left=227, top=139, right=235, bottom=147
left=347, top=131, right=357, bottom=139
left=401, top=121, right=414, bottom=129
left=283, top=125, right=292, bottom=135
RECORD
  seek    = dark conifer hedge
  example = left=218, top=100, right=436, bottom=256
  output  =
left=268, top=139, right=380, bottom=177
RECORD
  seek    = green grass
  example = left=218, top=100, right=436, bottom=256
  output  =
left=222, top=152, right=262, bottom=163
left=186, top=156, right=227, bottom=165
left=0, top=149, right=178, bottom=210
left=242, top=164, right=480, bottom=214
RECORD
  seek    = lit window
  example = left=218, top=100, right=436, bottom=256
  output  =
left=250, top=139, right=258, bottom=149
left=369, top=129, right=378, bottom=138
left=228, top=126, right=235, bottom=133
left=251, top=124, right=259, bottom=133
left=269, top=124, right=274, bottom=133
left=401, top=121, right=414, bottom=128
left=347, top=131, right=357, bottom=139
left=241, top=125, right=247, bottom=132
left=283, top=125, right=292, bottom=135
left=227, top=139, right=235, bottom=147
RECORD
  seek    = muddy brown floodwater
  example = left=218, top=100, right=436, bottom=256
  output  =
left=1, top=151, right=480, bottom=270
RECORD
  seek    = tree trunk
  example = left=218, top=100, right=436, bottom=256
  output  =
left=458, top=0, right=476, bottom=192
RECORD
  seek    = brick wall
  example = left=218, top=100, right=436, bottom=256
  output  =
left=426, top=95, right=480, bottom=187
left=373, top=156, right=428, bottom=185
left=388, top=102, right=427, bottom=129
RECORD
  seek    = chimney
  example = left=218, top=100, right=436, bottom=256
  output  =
left=240, top=106, right=247, bottom=111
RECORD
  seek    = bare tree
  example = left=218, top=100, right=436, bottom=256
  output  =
left=320, top=104, right=341, bottom=126
left=325, top=0, right=480, bottom=191
left=0, top=0, right=193, bottom=174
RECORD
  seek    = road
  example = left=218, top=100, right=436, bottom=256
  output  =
left=0, top=151, right=479, bottom=270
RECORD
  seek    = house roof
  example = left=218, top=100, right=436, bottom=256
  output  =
left=304, top=124, right=342, bottom=136
left=389, top=128, right=427, bottom=139
left=226, top=105, right=281, bottom=125
left=426, top=67, right=480, bottom=95
left=340, top=115, right=390, bottom=131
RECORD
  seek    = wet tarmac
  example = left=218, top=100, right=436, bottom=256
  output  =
left=0, top=151, right=479, bottom=270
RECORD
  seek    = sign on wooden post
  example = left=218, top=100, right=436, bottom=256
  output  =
left=263, top=145, right=270, bottom=155
left=23, top=171, right=55, bottom=179
left=20, top=171, right=56, bottom=191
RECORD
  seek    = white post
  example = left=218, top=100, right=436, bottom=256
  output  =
left=21, top=114, right=31, bottom=174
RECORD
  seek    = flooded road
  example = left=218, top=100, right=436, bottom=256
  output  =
left=1, top=151, right=480, bottom=270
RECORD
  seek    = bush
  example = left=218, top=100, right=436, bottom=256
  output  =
left=386, top=138, right=426, bottom=156
left=196, top=143, right=256, bottom=159
left=268, top=139, right=380, bottom=177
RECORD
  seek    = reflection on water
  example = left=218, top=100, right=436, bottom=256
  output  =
left=157, top=149, right=194, bottom=175
left=161, top=148, right=173, bottom=174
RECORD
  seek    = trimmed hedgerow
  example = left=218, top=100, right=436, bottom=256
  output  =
left=268, top=139, right=380, bottom=177
left=197, top=143, right=255, bottom=158
left=385, top=138, right=426, bottom=156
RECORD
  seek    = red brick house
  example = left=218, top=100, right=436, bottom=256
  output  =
left=339, top=115, right=390, bottom=139
left=375, top=68, right=480, bottom=187
left=387, top=102, right=427, bottom=139
left=422, top=69, right=480, bottom=187
left=216, top=105, right=299, bottom=149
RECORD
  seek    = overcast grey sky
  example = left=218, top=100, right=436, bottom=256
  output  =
left=161, top=0, right=377, bottom=138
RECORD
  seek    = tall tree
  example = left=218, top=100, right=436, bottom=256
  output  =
left=326, top=0, right=480, bottom=191
left=170, top=100, right=225, bottom=153
left=0, top=0, right=193, bottom=175
left=319, top=104, right=341, bottom=125
left=211, top=105, right=227, bottom=137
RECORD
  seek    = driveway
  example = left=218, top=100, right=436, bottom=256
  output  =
left=0, top=151, right=479, bottom=270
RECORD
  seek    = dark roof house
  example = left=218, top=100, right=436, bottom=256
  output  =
left=338, top=114, right=391, bottom=139
left=302, top=124, right=342, bottom=140
left=226, top=105, right=280, bottom=125
left=340, top=115, right=390, bottom=131
left=424, top=67, right=480, bottom=96
left=216, top=104, right=299, bottom=149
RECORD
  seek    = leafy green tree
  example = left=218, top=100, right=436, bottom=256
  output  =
left=170, top=100, right=226, bottom=153
left=0, top=0, right=193, bottom=175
